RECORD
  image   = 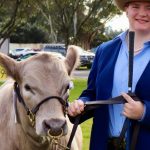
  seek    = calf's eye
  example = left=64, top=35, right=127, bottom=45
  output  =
left=24, top=84, right=31, bottom=91
left=24, top=84, right=35, bottom=94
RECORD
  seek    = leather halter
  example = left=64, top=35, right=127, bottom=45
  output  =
left=14, top=82, right=68, bottom=126
left=14, top=82, right=72, bottom=149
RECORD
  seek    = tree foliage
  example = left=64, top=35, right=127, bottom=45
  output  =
left=0, top=0, right=38, bottom=46
left=0, top=0, right=121, bottom=49
left=10, top=15, right=49, bottom=43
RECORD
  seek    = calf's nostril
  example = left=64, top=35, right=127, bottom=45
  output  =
left=43, top=118, right=66, bottom=136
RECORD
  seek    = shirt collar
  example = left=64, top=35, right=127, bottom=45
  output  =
left=114, top=30, right=150, bottom=50
left=115, top=30, right=128, bottom=42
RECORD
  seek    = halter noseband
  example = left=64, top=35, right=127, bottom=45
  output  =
left=14, top=82, right=68, bottom=127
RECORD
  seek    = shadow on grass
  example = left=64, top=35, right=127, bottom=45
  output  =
left=76, top=66, right=90, bottom=70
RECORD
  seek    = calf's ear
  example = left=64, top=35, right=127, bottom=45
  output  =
left=0, top=52, right=19, bottom=80
left=64, top=45, right=80, bottom=75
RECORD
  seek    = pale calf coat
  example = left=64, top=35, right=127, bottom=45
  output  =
left=0, top=45, right=82, bottom=150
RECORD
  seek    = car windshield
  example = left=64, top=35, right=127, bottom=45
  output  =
left=17, top=53, right=38, bottom=61
left=22, top=54, right=35, bottom=59
left=43, top=45, right=66, bottom=56
left=16, top=49, right=25, bottom=52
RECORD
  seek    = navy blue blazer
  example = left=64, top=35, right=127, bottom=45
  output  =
left=79, top=37, right=150, bottom=150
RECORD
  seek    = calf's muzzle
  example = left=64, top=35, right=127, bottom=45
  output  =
left=43, top=118, right=67, bottom=136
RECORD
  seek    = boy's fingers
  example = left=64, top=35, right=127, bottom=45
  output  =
left=67, top=100, right=84, bottom=116
left=122, top=92, right=134, bottom=103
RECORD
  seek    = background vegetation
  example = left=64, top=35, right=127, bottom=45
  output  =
left=0, top=0, right=122, bottom=49
left=0, top=81, right=3, bottom=86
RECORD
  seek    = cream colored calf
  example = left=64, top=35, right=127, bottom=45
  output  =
left=0, top=46, right=82, bottom=150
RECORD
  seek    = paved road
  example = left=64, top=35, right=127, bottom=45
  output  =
left=72, top=69, right=90, bottom=79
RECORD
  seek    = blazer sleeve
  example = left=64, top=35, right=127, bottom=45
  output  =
left=79, top=44, right=103, bottom=102
left=140, top=100, right=150, bottom=127
left=69, top=44, right=104, bottom=124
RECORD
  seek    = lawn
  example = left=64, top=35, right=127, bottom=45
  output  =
left=0, top=81, right=3, bottom=86
left=69, top=78, right=92, bottom=150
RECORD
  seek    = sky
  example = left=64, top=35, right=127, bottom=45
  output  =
left=106, top=12, right=129, bottom=31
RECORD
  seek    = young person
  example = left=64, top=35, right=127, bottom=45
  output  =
left=68, top=0, right=150, bottom=150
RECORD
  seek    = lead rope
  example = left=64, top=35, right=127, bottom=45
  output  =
left=67, top=115, right=81, bottom=149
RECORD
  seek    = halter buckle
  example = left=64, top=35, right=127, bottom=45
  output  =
left=27, top=110, right=35, bottom=127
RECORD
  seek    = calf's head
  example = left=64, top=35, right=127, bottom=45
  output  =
left=0, top=45, right=79, bottom=139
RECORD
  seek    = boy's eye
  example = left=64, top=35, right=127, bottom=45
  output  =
left=132, top=6, right=139, bottom=9
left=131, top=4, right=139, bottom=9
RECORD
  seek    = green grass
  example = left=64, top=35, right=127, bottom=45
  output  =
left=69, top=78, right=87, bottom=101
left=69, top=78, right=92, bottom=150
left=0, top=81, right=4, bottom=86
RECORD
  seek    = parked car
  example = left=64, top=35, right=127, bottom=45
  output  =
left=17, top=51, right=65, bottom=61
left=10, top=48, right=34, bottom=58
left=17, top=51, right=38, bottom=61
left=43, top=44, right=95, bottom=68
left=77, top=47, right=95, bottom=69
left=42, top=44, right=66, bottom=56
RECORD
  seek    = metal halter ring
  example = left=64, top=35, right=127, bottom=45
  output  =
left=27, top=110, right=35, bottom=127
left=47, top=128, right=63, bottom=139
left=47, top=128, right=69, bottom=150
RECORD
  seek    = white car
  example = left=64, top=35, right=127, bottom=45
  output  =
left=17, top=51, right=65, bottom=61
left=11, top=48, right=34, bottom=58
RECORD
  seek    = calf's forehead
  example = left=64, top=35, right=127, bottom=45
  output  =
left=19, top=55, right=69, bottom=86
left=22, top=54, right=65, bottom=72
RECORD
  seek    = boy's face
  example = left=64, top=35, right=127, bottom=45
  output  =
left=125, top=2, right=150, bottom=32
